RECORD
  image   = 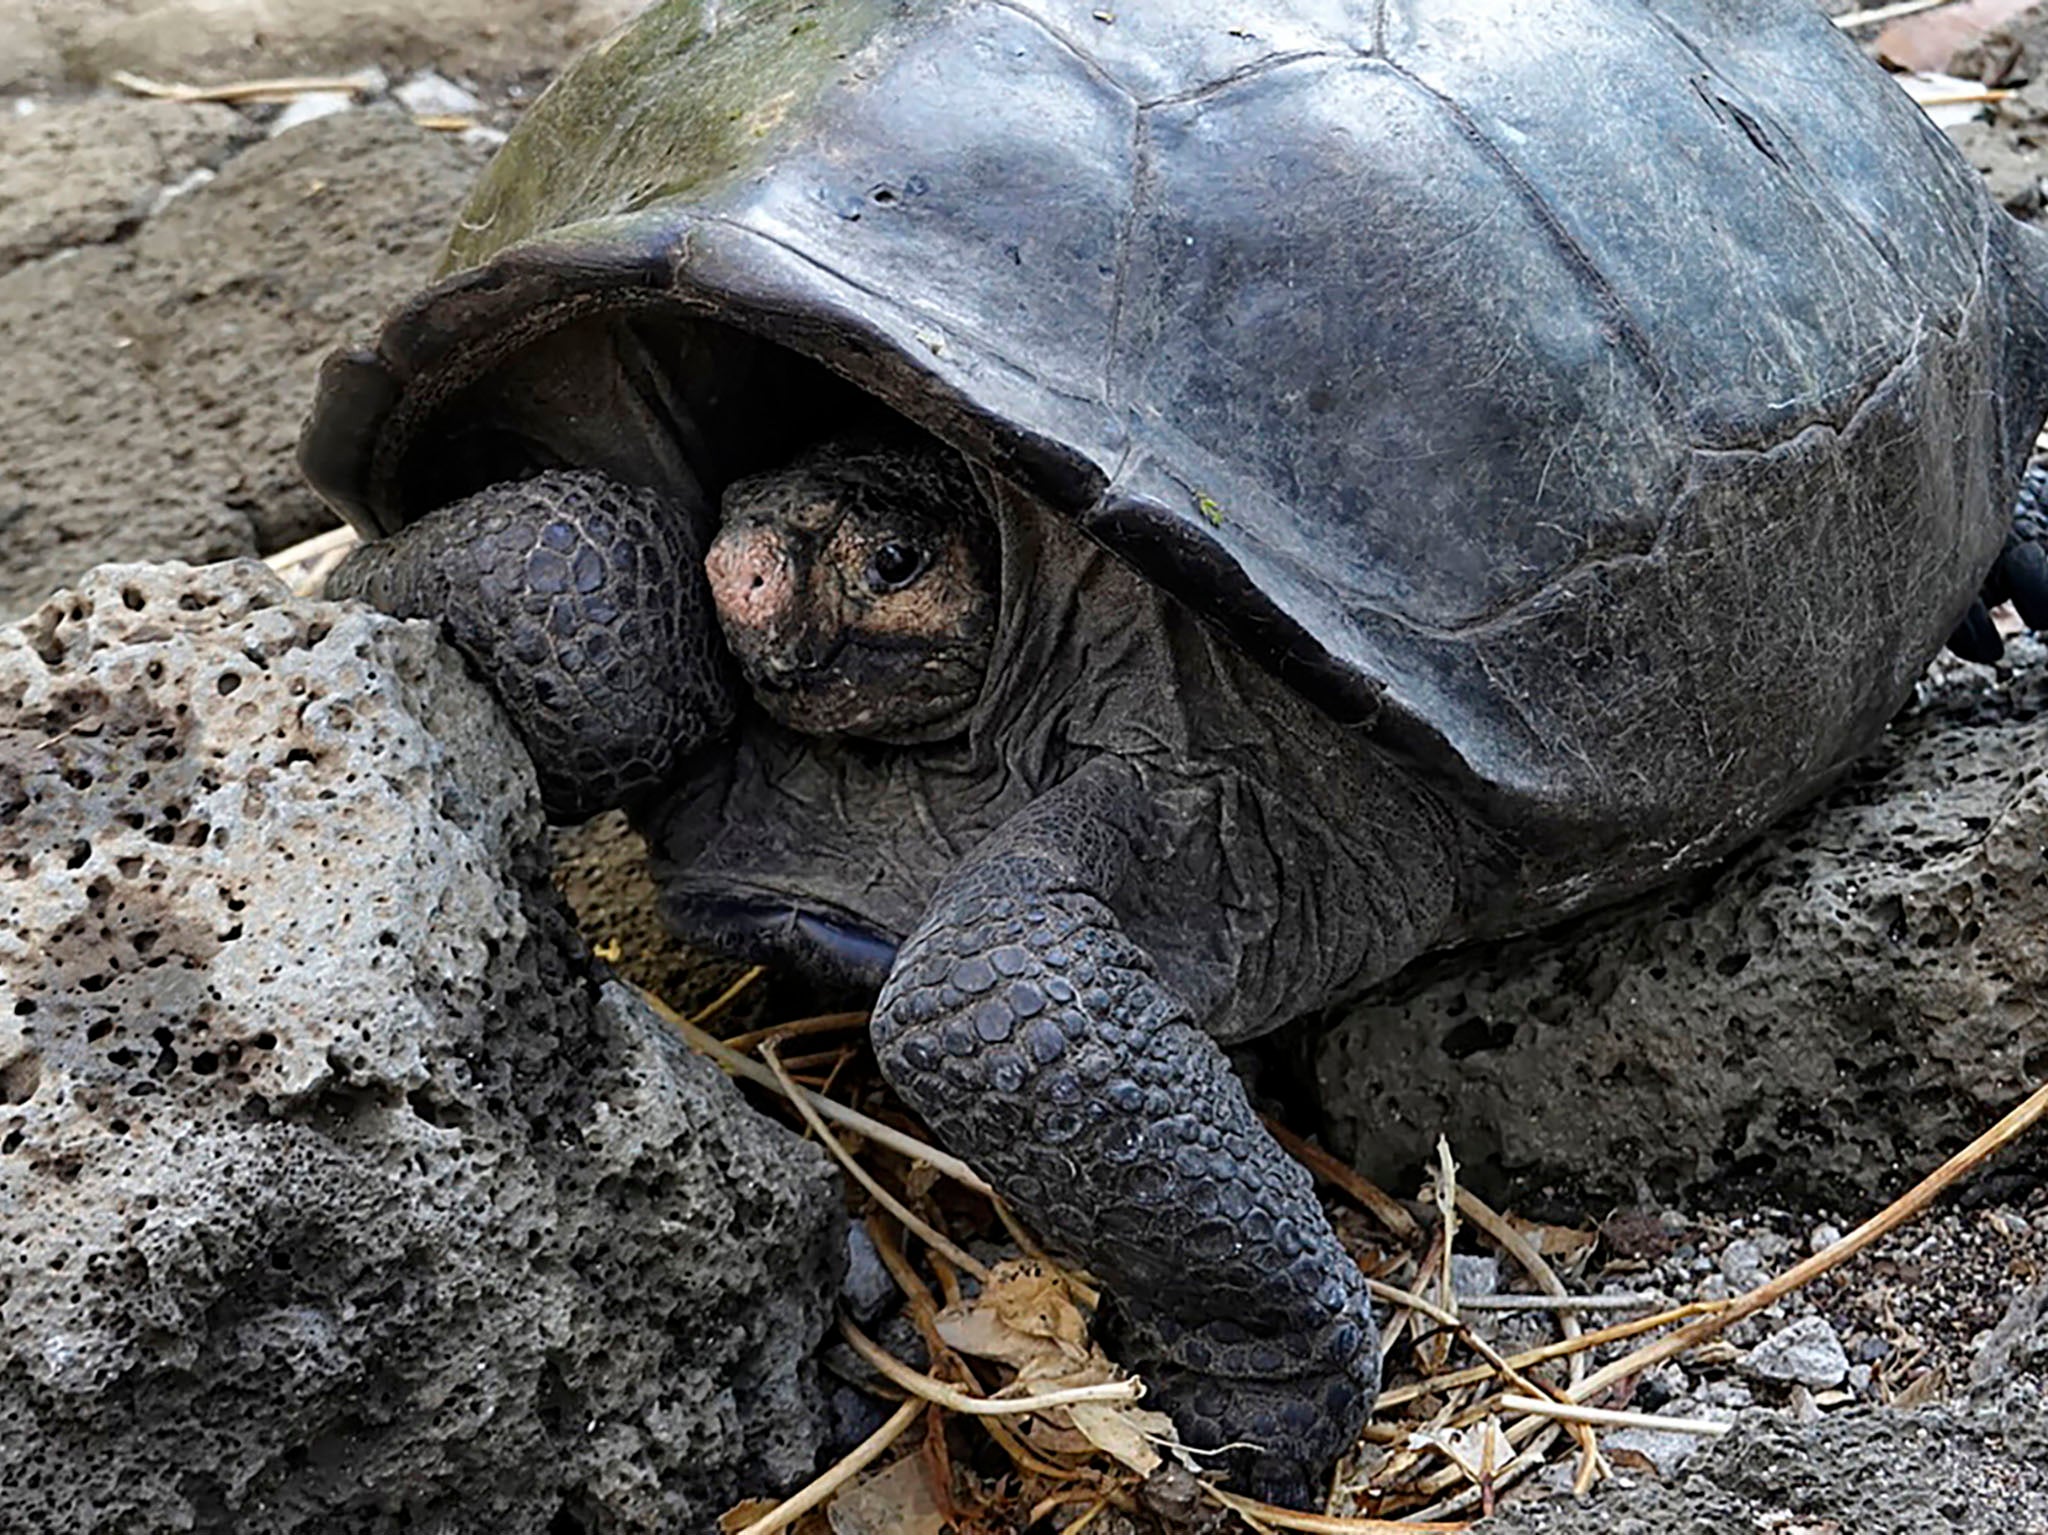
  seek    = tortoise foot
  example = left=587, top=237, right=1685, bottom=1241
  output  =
left=327, top=470, right=733, bottom=820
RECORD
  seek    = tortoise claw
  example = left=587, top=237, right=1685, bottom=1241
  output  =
left=1947, top=598, right=2004, bottom=665
left=1997, top=537, right=2048, bottom=632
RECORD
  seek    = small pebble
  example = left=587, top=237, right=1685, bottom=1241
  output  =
left=269, top=92, right=357, bottom=136
left=1744, top=1315, right=1850, bottom=1389
left=149, top=167, right=217, bottom=215
left=839, top=1221, right=896, bottom=1323
left=1659, top=1209, right=1689, bottom=1233
left=1720, top=1238, right=1767, bottom=1288
left=395, top=70, right=484, bottom=118
left=1451, top=1254, right=1499, bottom=1300
left=1810, top=1222, right=1845, bottom=1253
left=1697, top=1379, right=1755, bottom=1411
left=1848, top=1363, right=1874, bottom=1396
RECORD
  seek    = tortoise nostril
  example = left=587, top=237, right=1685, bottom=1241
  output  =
left=706, top=527, right=795, bottom=633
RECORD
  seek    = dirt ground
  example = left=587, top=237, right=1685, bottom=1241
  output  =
left=2, top=2, right=2046, bottom=1531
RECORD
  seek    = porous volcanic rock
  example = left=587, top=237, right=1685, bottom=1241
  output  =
left=0, top=560, right=841, bottom=1533
left=1470, top=1389, right=2048, bottom=1535
left=1314, top=644, right=2048, bottom=1208
left=0, top=97, right=256, bottom=275
left=1, top=0, right=643, bottom=92
left=0, top=108, right=488, bottom=621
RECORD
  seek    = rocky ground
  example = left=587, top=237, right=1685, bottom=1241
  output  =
left=3, top=1, right=2047, bottom=1531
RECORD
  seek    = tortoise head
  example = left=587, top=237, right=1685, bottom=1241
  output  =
left=705, top=440, right=999, bottom=742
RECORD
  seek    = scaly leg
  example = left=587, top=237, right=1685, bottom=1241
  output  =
left=872, top=756, right=1377, bottom=1507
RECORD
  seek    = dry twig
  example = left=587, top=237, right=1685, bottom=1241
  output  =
left=1496, top=1394, right=1730, bottom=1438
left=646, top=987, right=994, bottom=1194
left=113, top=68, right=386, bottom=102
left=762, top=1042, right=990, bottom=1279
left=1832, top=0, right=1955, bottom=29
left=730, top=1397, right=926, bottom=1535
left=839, top=1316, right=1143, bottom=1416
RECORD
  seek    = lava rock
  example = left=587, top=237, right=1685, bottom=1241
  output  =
left=0, top=561, right=842, bottom=1533
left=1473, top=1392, right=2048, bottom=1534
left=1315, top=643, right=2048, bottom=1207
left=1742, top=1317, right=1851, bottom=1391
left=5, top=0, right=642, bottom=91
left=1969, top=1282, right=2048, bottom=1391
left=0, top=109, right=489, bottom=620
left=0, top=98, right=255, bottom=275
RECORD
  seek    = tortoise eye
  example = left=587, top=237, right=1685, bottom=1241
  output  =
left=867, top=540, right=930, bottom=593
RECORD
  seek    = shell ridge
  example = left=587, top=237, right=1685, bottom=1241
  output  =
left=1101, top=109, right=1151, bottom=422
left=693, top=212, right=1113, bottom=417
left=1680, top=225, right=1989, bottom=455
left=981, top=0, right=1140, bottom=103
left=1429, top=313, right=1962, bottom=649
left=1134, top=48, right=1347, bottom=110
left=1377, top=57, right=1675, bottom=416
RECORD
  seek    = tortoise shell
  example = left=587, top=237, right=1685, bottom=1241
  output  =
left=301, top=0, right=2048, bottom=897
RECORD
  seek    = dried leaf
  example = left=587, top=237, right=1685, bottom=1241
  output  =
left=1605, top=1447, right=1662, bottom=1478
left=826, top=1456, right=947, bottom=1535
left=1506, top=1217, right=1599, bottom=1267
left=720, top=1499, right=779, bottom=1533
left=900, top=1160, right=941, bottom=1202
left=1890, top=1366, right=1946, bottom=1409
left=1020, top=1417, right=1099, bottom=1458
left=1067, top=1400, right=1179, bottom=1477
left=984, top=1261, right=1092, bottom=1351
left=1411, top=1417, right=1515, bottom=1486
left=936, top=1260, right=1093, bottom=1371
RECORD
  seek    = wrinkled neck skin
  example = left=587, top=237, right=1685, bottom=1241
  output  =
left=643, top=475, right=1467, bottom=1042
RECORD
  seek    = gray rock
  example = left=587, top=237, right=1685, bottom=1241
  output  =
left=1969, top=1282, right=2048, bottom=1393
left=841, top=1221, right=898, bottom=1325
left=394, top=71, right=483, bottom=118
left=1598, top=1391, right=1734, bottom=1481
left=1450, top=1254, right=1500, bottom=1300
left=0, top=98, right=255, bottom=275
left=0, top=561, right=842, bottom=1533
left=5, top=0, right=644, bottom=92
left=1718, top=1240, right=1766, bottom=1291
left=268, top=91, right=359, bottom=136
left=1743, top=1317, right=1850, bottom=1390
left=0, top=108, right=490, bottom=621
left=1475, top=1393, right=2048, bottom=1535
left=1314, top=643, right=2048, bottom=1207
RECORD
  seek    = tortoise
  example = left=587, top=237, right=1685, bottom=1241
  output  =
left=299, top=0, right=2048, bottom=1504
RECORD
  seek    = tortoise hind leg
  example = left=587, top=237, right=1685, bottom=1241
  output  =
left=327, top=470, right=734, bottom=821
left=871, top=756, right=1378, bottom=1508
left=1950, top=463, right=2048, bottom=663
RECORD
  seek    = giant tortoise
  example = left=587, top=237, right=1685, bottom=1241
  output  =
left=300, top=0, right=2048, bottom=1503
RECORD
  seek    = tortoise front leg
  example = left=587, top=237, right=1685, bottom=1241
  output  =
left=872, top=757, right=1377, bottom=1507
left=327, top=471, right=734, bottom=821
